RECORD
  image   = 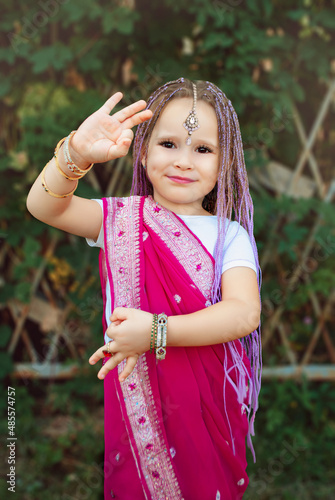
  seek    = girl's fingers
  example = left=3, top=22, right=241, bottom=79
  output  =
left=100, top=92, right=123, bottom=114
left=122, top=109, right=153, bottom=131
left=97, top=352, right=124, bottom=380
left=88, top=343, right=140, bottom=381
left=118, top=355, right=139, bottom=382
left=100, top=128, right=134, bottom=162
left=88, top=343, right=116, bottom=365
left=113, top=99, right=147, bottom=123
left=110, top=306, right=129, bottom=322
left=107, top=140, right=131, bottom=160
left=114, top=130, right=133, bottom=156
left=88, top=351, right=102, bottom=365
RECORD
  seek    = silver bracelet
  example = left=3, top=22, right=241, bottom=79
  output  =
left=156, top=313, right=167, bottom=360
left=63, top=130, right=94, bottom=176
left=64, top=131, right=77, bottom=172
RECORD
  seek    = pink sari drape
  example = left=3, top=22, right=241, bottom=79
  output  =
left=99, top=196, right=251, bottom=500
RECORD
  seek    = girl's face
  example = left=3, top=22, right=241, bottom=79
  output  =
left=146, top=98, right=219, bottom=215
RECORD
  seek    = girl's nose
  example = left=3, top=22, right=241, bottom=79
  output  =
left=173, top=148, right=193, bottom=169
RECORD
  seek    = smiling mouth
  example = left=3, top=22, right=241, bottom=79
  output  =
left=167, top=176, right=195, bottom=184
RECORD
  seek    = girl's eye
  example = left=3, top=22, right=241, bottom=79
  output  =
left=196, top=145, right=213, bottom=154
left=159, top=141, right=175, bottom=149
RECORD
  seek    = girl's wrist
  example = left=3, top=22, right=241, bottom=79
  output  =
left=68, top=133, right=91, bottom=170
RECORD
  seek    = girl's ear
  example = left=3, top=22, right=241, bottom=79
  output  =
left=141, top=151, right=147, bottom=170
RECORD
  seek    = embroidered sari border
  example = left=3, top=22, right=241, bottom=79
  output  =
left=103, top=196, right=183, bottom=499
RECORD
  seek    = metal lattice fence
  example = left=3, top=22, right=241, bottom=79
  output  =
left=2, top=80, right=335, bottom=381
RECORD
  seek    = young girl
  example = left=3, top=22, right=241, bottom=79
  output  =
left=27, top=78, right=262, bottom=500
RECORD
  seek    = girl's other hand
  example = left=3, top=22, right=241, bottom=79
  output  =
left=70, top=93, right=152, bottom=165
left=88, top=308, right=153, bottom=382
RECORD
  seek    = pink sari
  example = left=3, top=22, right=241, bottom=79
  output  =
left=99, top=195, right=251, bottom=500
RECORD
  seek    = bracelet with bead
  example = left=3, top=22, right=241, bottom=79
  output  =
left=64, top=131, right=94, bottom=176
left=53, top=141, right=80, bottom=181
left=150, top=314, right=158, bottom=354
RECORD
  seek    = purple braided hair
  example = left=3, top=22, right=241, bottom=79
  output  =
left=131, top=78, right=262, bottom=461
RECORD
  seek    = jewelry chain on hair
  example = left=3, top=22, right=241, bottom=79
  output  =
left=183, top=83, right=200, bottom=145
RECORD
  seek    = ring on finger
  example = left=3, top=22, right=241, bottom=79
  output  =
left=107, top=340, right=113, bottom=353
left=103, top=340, right=114, bottom=358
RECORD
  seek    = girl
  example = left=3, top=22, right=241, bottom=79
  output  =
left=27, top=78, right=262, bottom=500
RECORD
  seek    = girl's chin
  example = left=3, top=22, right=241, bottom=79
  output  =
left=153, top=196, right=204, bottom=211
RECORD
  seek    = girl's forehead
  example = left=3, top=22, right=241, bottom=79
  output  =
left=152, top=97, right=218, bottom=136
left=159, top=97, right=216, bottom=119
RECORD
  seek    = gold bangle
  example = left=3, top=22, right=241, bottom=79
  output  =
left=64, top=131, right=95, bottom=176
left=41, top=161, right=78, bottom=198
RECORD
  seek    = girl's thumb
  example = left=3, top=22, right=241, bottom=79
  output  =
left=117, top=128, right=134, bottom=144
left=115, top=130, right=133, bottom=157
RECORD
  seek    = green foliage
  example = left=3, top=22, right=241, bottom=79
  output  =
left=0, top=351, right=13, bottom=379
left=47, top=373, right=104, bottom=415
left=254, top=191, right=335, bottom=352
left=0, top=372, right=104, bottom=500
left=0, top=326, right=14, bottom=379
left=0, top=0, right=334, bottom=497
left=245, top=380, right=335, bottom=499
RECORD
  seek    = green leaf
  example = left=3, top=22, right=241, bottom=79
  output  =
left=6, top=231, right=21, bottom=247
left=0, top=325, right=12, bottom=348
left=263, top=1, right=273, bottom=19
left=0, top=78, right=11, bottom=98
left=29, top=44, right=73, bottom=73
left=14, top=282, right=31, bottom=303
left=23, top=236, right=41, bottom=256
left=287, top=9, right=308, bottom=21
left=0, top=47, right=15, bottom=64
left=202, top=33, right=233, bottom=51
left=6, top=32, right=30, bottom=55
left=0, top=352, right=13, bottom=379
left=314, top=11, right=335, bottom=30
left=101, top=7, right=139, bottom=35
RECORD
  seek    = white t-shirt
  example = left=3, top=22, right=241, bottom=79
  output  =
left=86, top=199, right=257, bottom=342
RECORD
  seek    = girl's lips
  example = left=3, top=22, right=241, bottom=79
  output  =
left=167, top=176, right=195, bottom=184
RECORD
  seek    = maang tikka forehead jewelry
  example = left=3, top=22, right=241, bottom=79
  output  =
left=183, top=83, right=200, bottom=145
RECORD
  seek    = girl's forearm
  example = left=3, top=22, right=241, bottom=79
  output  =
left=26, top=156, right=75, bottom=221
left=167, top=299, right=261, bottom=347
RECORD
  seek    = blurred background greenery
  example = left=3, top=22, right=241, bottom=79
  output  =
left=1, top=0, right=335, bottom=498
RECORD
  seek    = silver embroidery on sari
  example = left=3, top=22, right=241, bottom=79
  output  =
left=104, top=196, right=184, bottom=500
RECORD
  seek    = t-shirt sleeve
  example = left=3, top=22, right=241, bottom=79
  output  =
left=85, top=199, right=104, bottom=250
left=222, top=221, right=257, bottom=275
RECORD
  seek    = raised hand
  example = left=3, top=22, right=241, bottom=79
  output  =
left=69, top=92, right=152, bottom=166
